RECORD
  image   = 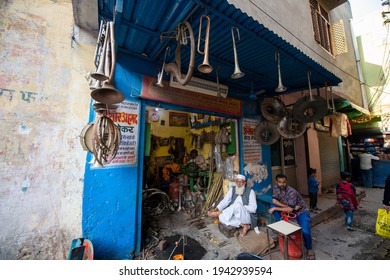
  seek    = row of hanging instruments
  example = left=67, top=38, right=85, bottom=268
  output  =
left=156, top=16, right=248, bottom=87
left=80, top=20, right=124, bottom=167
left=155, top=15, right=288, bottom=95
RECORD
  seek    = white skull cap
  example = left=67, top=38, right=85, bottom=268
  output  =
left=235, top=174, right=246, bottom=181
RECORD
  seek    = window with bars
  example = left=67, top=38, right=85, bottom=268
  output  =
left=309, top=0, right=333, bottom=54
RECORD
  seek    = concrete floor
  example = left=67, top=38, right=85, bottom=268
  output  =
left=140, top=186, right=390, bottom=260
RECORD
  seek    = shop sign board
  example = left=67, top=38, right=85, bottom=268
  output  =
left=141, top=76, right=242, bottom=117
left=93, top=100, right=140, bottom=168
left=242, top=119, right=262, bottom=163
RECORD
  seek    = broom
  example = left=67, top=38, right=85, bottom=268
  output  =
left=201, top=172, right=223, bottom=215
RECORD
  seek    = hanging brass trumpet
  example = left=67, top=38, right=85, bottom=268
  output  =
left=231, top=27, right=245, bottom=79
left=275, top=50, right=287, bottom=92
left=197, top=15, right=213, bottom=74
left=155, top=47, right=170, bottom=87
left=164, top=21, right=195, bottom=86
left=91, top=21, right=109, bottom=81
left=91, top=21, right=125, bottom=105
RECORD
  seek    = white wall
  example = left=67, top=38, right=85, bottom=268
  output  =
left=228, top=0, right=363, bottom=107
left=353, top=8, right=390, bottom=115
left=0, top=0, right=94, bottom=259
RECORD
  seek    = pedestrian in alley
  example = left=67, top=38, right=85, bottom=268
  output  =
left=383, top=175, right=390, bottom=211
left=207, top=174, right=257, bottom=237
left=308, top=168, right=321, bottom=213
left=268, top=173, right=315, bottom=260
left=358, top=150, right=379, bottom=188
left=336, top=171, right=359, bottom=231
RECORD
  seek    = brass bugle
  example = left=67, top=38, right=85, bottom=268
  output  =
left=197, top=15, right=213, bottom=74
left=164, top=21, right=195, bottom=86
left=275, top=50, right=287, bottom=92
left=231, top=27, right=245, bottom=79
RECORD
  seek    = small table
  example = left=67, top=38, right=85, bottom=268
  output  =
left=266, top=220, right=305, bottom=260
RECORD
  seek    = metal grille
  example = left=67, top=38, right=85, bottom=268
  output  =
left=318, top=132, right=340, bottom=188
left=309, top=1, right=333, bottom=54
left=332, top=20, right=348, bottom=55
left=309, top=0, right=318, bottom=9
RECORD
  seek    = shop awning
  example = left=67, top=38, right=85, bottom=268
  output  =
left=92, top=0, right=342, bottom=100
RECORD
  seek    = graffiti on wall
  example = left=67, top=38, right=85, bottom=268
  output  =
left=0, top=88, right=45, bottom=103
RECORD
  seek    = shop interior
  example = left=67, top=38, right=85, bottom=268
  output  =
left=142, top=105, right=239, bottom=251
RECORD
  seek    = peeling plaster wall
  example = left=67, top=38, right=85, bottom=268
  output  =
left=0, top=0, right=94, bottom=259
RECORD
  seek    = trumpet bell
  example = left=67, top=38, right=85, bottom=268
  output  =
left=275, top=84, right=287, bottom=92
left=91, top=70, right=109, bottom=82
left=91, top=81, right=125, bottom=105
left=231, top=68, right=245, bottom=79
left=198, top=63, right=213, bottom=74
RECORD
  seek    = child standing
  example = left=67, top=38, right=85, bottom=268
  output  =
left=336, top=172, right=359, bottom=231
left=308, top=168, right=321, bottom=212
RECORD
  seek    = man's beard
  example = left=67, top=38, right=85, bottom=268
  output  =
left=235, top=186, right=245, bottom=196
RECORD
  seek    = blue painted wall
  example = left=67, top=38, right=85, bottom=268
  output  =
left=82, top=53, right=144, bottom=260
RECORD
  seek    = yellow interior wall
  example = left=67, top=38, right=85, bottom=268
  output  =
left=148, top=109, right=221, bottom=162
left=149, top=109, right=191, bottom=158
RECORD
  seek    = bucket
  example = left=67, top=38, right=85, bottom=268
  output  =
left=173, top=254, right=184, bottom=260
left=278, top=212, right=303, bottom=260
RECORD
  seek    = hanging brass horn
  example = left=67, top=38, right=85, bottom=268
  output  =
left=155, top=47, right=170, bottom=87
left=197, top=15, right=213, bottom=74
left=164, top=21, right=195, bottom=86
left=292, top=70, right=328, bottom=123
left=275, top=50, right=287, bottom=92
left=91, top=21, right=109, bottom=81
left=260, top=97, right=286, bottom=123
left=231, top=27, right=245, bottom=79
left=277, top=110, right=307, bottom=139
left=91, top=22, right=125, bottom=105
left=254, top=121, right=280, bottom=145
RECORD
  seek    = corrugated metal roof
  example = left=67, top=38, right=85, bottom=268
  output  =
left=98, top=0, right=342, bottom=100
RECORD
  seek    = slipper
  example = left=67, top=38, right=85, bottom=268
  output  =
left=306, top=250, right=316, bottom=260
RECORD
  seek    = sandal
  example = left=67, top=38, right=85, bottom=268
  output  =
left=306, top=250, right=316, bottom=260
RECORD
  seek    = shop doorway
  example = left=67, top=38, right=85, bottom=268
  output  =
left=141, top=105, right=239, bottom=258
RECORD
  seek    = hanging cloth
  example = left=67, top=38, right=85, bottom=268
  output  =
left=329, top=113, right=352, bottom=138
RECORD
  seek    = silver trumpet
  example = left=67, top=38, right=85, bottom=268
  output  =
left=156, top=47, right=170, bottom=87
left=231, top=27, right=245, bottom=79
left=275, top=50, right=287, bottom=92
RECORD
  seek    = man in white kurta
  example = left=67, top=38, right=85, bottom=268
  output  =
left=207, top=174, right=257, bottom=236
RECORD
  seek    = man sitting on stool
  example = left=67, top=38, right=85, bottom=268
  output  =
left=208, top=174, right=257, bottom=237
left=268, top=173, right=315, bottom=260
